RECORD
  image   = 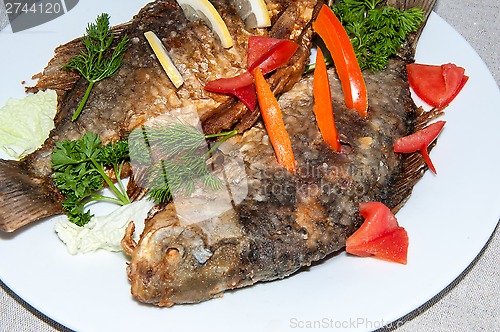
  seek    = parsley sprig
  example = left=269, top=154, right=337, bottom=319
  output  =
left=332, top=0, right=424, bottom=71
left=51, top=125, right=238, bottom=226
left=51, top=132, right=130, bottom=226
left=64, top=13, right=129, bottom=121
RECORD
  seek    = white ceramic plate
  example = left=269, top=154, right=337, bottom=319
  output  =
left=1, top=2, right=499, bottom=331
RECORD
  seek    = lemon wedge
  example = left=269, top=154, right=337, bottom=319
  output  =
left=232, top=0, right=271, bottom=28
left=177, top=0, right=234, bottom=48
left=144, top=31, right=184, bottom=88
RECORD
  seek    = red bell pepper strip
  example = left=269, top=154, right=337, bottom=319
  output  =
left=394, top=120, right=446, bottom=174
left=346, top=202, right=408, bottom=265
left=313, top=47, right=341, bottom=151
left=231, top=83, right=257, bottom=111
left=204, top=71, right=254, bottom=93
left=254, top=67, right=296, bottom=173
left=204, top=37, right=299, bottom=111
left=407, top=63, right=468, bottom=109
left=247, top=38, right=299, bottom=73
left=204, top=71, right=256, bottom=110
left=313, top=4, right=368, bottom=117
left=247, top=36, right=283, bottom=69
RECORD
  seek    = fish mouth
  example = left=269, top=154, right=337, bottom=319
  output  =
left=127, top=218, right=245, bottom=306
left=128, top=224, right=206, bottom=306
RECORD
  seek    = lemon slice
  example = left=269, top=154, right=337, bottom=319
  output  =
left=144, top=31, right=184, bottom=88
left=177, top=0, right=234, bottom=48
left=232, top=0, right=271, bottom=28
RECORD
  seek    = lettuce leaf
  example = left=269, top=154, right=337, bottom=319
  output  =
left=0, top=90, right=57, bottom=159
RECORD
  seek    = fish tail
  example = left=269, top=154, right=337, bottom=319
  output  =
left=388, top=107, right=444, bottom=213
left=0, top=160, right=63, bottom=232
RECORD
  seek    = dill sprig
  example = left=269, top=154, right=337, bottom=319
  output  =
left=64, top=13, right=129, bottom=121
left=128, top=123, right=238, bottom=203
left=332, top=0, right=424, bottom=71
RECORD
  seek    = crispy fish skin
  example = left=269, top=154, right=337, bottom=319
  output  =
left=0, top=0, right=320, bottom=232
left=125, top=61, right=428, bottom=306
left=202, top=0, right=323, bottom=134
left=124, top=0, right=438, bottom=306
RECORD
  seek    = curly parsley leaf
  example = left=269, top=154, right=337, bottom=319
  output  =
left=332, top=0, right=424, bottom=71
left=51, top=132, right=130, bottom=226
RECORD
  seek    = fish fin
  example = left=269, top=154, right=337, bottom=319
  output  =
left=388, top=0, right=437, bottom=58
left=0, top=160, right=63, bottom=232
left=388, top=107, right=443, bottom=213
left=387, top=0, right=436, bottom=21
left=26, top=22, right=130, bottom=94
left=25, top=38, right=83, bottom=94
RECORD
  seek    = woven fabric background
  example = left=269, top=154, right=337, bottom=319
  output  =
left=0, top=0, right=498, bottom=331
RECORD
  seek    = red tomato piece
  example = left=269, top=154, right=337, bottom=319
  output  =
left=346, top=202, right=399, bottom=249
left=407, top=63, right=468, bottom=109
left=346, top=202, right=408, bottom=264
left=347, top=227, right=409, bottom=264
left=441, top=74, right=469, bottom=108
left=394, top=120, right=446, bottom=174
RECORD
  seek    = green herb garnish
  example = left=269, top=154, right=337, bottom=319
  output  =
left=332, top=0, right=424, bottom=71
left=52, top=124, right=238, bottom=225
left=51, top=132, right=130, bottom=226
left=128, top=123, right=238, bottom=204
left=64, top=13, right=128, bottom=121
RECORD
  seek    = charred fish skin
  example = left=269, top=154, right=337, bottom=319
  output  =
left=203, top=0, right=325, bottom=134
left=125, top=0, right=438, bottom=306
left=0, top=0, right=317, bottom=233
left=25, top=0, right=251, bottom=178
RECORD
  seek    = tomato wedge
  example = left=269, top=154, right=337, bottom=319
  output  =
left=346, top=202, right=408, bottom=265
left=346, top=202, right=399, bottom=248
left=254, top=67, right=296, bottom=173
left=313, top=4, right=368, bottom=117
left=394, top=120, right=446, bottom=174
left=348, top=227, right=409, bottom=264
left=407, top=63, right=468, bottom=109
left=313, top=48, right=341, bottom=151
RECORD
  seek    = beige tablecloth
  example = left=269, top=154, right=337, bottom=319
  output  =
left=0, top=0, right=499, bottom=331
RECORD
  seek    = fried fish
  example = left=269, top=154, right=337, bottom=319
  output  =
left=121, top=0, right=439, bottom=306
left=0, top=0, right=321, bottom=232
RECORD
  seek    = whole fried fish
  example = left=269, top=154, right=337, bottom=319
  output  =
left=121, top=0, right=438, bottom=306
left=0, top=0, right=321, bottom=232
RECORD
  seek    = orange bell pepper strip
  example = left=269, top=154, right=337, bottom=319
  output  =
left=313, top=47, right=341, bottom=152
left=254, top=67, right=296, bottom=173
left=312, top=4, right=368, bottom=117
